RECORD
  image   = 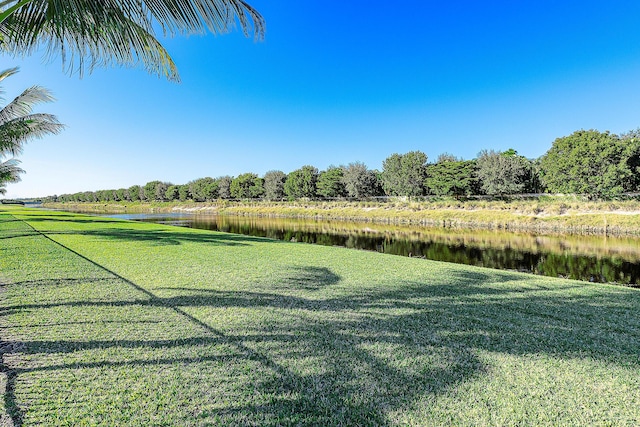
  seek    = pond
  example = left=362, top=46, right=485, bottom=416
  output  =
left=95, top=212, right=640, bottom=286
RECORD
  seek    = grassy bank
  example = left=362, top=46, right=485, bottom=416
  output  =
left=2, top=207, right=640, bottom=425
left=44, top=198, right=640, bottom=236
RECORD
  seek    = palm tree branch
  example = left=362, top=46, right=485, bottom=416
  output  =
left=0, top=83, right=56, bottom=124
left=0, top=0, right=33, bottom=23
left=3, top=1, right=180, bottom=80
left=0, top=158, right=24, bottom=184
left=0, top=113, right=64, bottom=156
left=1, top=0, right=265, bottom=80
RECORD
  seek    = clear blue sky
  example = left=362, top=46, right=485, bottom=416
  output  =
left=3, top=0, right=640, bottom=198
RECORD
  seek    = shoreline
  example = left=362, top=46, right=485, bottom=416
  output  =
left=43, top=200, right=640, bottom=236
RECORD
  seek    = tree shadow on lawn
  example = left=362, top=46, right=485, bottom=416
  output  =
left=28, top=225, right=274, bottom=247
left=6, top=211, right=126, bottom=226
left=156, top=266, right=341, bottom=294
left=77, top=227, right=272, bottom=247
left=0, top=215, right=40, bottom=240
left=3, top=265, right=640, bottom=425
left=18, top=217, right=125, bottom=225
left=11, top=211, right=281, bottom=247
left=0, top=232, right=41, bottom=241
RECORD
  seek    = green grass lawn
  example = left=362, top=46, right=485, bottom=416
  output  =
left=1, top=207, right=639, bottom=426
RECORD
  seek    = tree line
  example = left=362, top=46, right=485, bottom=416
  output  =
left=50, top=129, right=640, bottom=203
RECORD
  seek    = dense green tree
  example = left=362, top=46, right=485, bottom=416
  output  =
left=109, top=189, right=118, bottom=201
left=316, top=166, right=345, bottom=198
left=381, top=151, right=428, bottom=197
left=115, top=188, right=127, bottom=201
left=426, top=160, right=477, bottom=197
left=251, top=177, right=265, bottom=198
left=0, top=0, right=265, bottom=82
left=263, top=170, right=286, bottom=200
left=95, top=189, right=111, bottom=201
left=475, top=149, right=529, bottom=196
left=523, top=159, right=543, bottom=194
left=178, top=184, right=191, bottom=201
left=81, top=191, right=96, bottom=202
left=189, top=177, right=218, bottom=202
left=157, top=182, right=171, bottom=200
left=501, top=148, right=541, bottom=193
left=539, top=129, right=640, bottom=197
left=284, top=165, right=318, bottom=199
left=142, top=181, right=156, bottom=201
left=217, top=176, right=233, bottom=199
left=381, top=153, right=404, bottom=196
left=165, top=185, right=179, bottom=201
left=341, top=162, right=379, bottom=198
left=128, top=185, right=142, bottom=201
left=373, top=170, right=385, bottom=196
left=143, top=180, right=168, bottom=201
left=620, top=129, right=640, bottom=191
left=230, top=173, right=264, bottom=199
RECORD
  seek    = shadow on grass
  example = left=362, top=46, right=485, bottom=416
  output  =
left=18, top=217, right=126, bottom=225
left=3, top=266, right=640, bottom=424
left=7, top=211, right=282, bottom=248
left=6, top=277, right=115, bottom=288
left=0, top=232, right=41, bottom=241
left=0, top=214, right=39, bottom=240
left=79, top=227, right=275, bottom=247
left=18, top=226, right=274, bottom=247
left=277, top=266, right=342, bottom=290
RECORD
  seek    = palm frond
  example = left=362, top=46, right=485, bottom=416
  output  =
left=0, top=84, right=56, bottom=124
left=0, top=157, right=24, bottom=184
left=0, top=67, right=60, bottom=193
left=141, top=0, right=265, bottom=38
left=0, top=113, right=64, bottom=156
left=0, top=67, right=19, bottom=84
left=1, top=0, right=265, bottom=81
left=2, top=1, right=180, bottom=80
left=0, top=73, right=64, bottom=156
left=0, top=67, right=19, bottom=102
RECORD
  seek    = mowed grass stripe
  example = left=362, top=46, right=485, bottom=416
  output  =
left=1, top=207, right=640, bottom=426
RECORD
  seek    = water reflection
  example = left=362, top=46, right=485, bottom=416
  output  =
left=107, top=213, right=640, bottom=286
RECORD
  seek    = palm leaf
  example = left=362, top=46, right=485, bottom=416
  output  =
left=0, top=66, right=19, bottom=84
left=0, top=66, right=19, bottom=102
left=0, top=0, right=265, bottom=81
left=0, top=113, right=64, bottom=156
left=0, top=73, right=64, bottom=156
left=0, top=84, right=56, bottom=123
left=0, top=157, right=24, bottom=185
